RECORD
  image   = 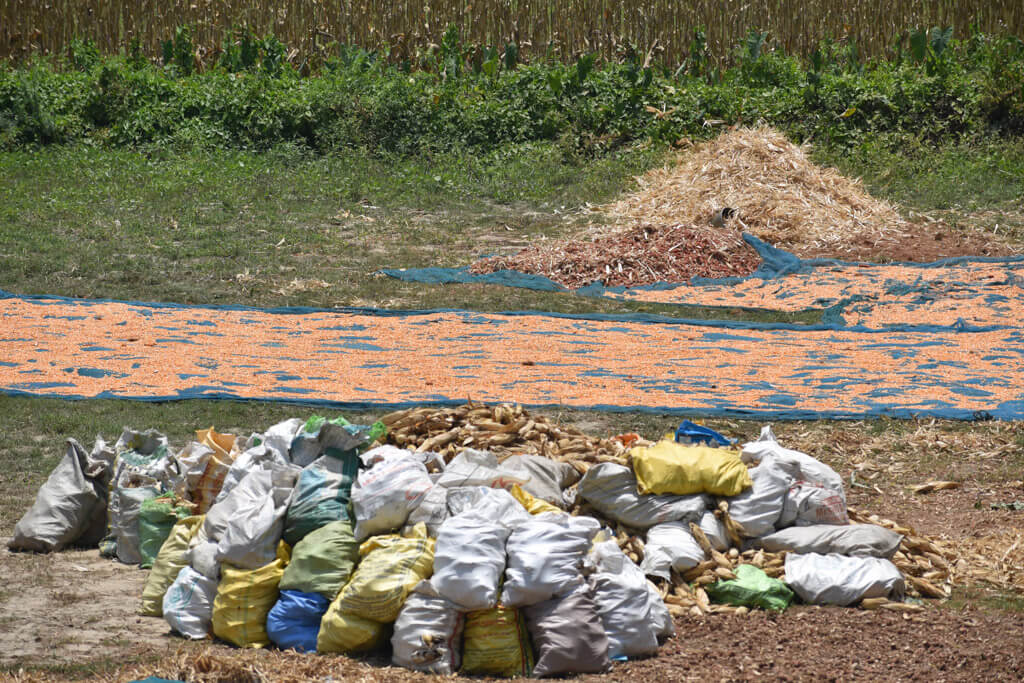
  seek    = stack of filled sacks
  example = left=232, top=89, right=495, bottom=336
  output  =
left=12, top=406, right=922, bottom=676
left=578, top=424, right=906, bottom=610
left=137, top=415, right=385, bottom=645
left=141, top=435, right=675, bottom=676
left=317, top=446, right=674, bottom=676
left=740, top=426, right=905, bottom=606
left=7, top=426, right=198, bottom=559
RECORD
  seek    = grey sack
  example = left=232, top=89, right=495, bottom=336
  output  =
left=9, top=438, right=114, bottom=552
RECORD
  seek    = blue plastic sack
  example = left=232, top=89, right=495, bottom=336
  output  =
left=267, top=589, right=331, bottom=653
left=674, top=420, right=734, bottom=447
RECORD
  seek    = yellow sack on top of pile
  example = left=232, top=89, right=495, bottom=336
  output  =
left=461, top=605, right=534, bottom=677
left=192, top=427, right=239, bottom=514
left=317, top=605, right=389, bottom=653
left=140, top=514, right=204, bottom=617
left=333, top=523, right=435, bottom=623
left=509, top=484, right=562, bottom=515
left=631, top=440, right=751, bottom=497
left=212, top=542, right=290, bottom=648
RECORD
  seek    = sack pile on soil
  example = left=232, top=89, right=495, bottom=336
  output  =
left=9, top=405, right=959, bottom=676
left=471, top=126, right=925, bottom=288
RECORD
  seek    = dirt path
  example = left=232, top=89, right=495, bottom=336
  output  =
left=0, top=549, right=175, bottom=670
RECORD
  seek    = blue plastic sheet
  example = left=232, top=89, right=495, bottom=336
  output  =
left=674, top=420, right=735, bottom=447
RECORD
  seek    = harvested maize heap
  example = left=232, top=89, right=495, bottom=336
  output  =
left=380, top=402, right=630, bottom=474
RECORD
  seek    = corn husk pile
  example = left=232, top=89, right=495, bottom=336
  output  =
left=472, top=127, right=918, bottom=289
left=380, top=402, right=632, bottom=474
left=380, top=403, right=970, bottom=615
left=470, top=223, right=761, bottom=289
left=954, top=530, right=1024, bottom=592
left=604, top=126, right=912, bottom=259
left=848, top=509, right=957, bottom=602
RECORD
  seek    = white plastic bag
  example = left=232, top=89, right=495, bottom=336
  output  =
left=757, top=524, right=903, bottom=559
left=587, top=540, right=672, bottom=658
left=431, top=513, right=512, bottom=611
left=213, top=443, right=289, bottom=506
left=726, top=458, right=792, bottom=537
left=640, top=521, right=707, bottom=579
left=163, top=566, right=219, bottom=639
left=216, top=465, right=297, bottom=569
left=577, top=463, right=708, bottom=529
left=114, top=482, right=161, bottom=565
left=259, top=417, right=305, bottom=460
left=501, top=513, right=600, bottom=607
left=436, top=449, right=528, bottom=489
left=101, top=428, right=180, bottom=558
left=445, top=486, right=531, bottom=529
left=351, top=455, right=432, bottom=540
left=742, top=426, right=845, bottom=501
left=498, top=454, right=580, bottom=508
left=391, top=581, right=464, bottom=675
left=784, top=552, right=905, bottom=606
left=359, top=444, right=416, bottom=467
left=779, top=481, right=848, bottom=527
left=698, top=510, right=730, bottom=551
left=404, top=483, right=449, bottom=537
left=188, top=465, right=297, bottom=576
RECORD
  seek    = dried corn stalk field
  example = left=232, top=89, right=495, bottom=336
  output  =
left=3, top=0, right=1023, bottom=65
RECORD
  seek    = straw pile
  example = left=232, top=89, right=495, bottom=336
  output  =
left=955, top=530, right=1024, bottom=591
left=605, top=126, right=911, bottom=257
left=472, top=126, right=911, bottom=288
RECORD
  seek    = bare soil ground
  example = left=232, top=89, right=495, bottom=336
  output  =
left=0, top=550, right=175, bottom=671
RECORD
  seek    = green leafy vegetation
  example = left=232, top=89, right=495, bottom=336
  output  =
left=1, top=27, right=1022, bottom=154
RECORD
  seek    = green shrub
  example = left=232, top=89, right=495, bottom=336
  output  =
left=1, top=27, right=1022, bottom=154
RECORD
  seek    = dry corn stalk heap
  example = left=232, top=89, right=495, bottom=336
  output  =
left=472, top=126, right=916, bottom=289
left=381, top=402, right=963, bottom=615
left=605, top=126, right=913, bottom=259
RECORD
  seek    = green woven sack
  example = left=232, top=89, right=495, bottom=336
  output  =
left=279, top=520, right=360, bottom=600
left=138, top=493, right=193, bottom=568
left=705, top=564, right=794, bottom=611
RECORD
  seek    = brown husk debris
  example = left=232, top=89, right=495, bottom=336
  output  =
left=471, top=126, right=1016, bottom=289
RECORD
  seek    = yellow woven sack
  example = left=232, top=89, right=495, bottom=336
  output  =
left=631, top=440, right=751, bottom=497
left=333, top=523, right=435, bottom=623
left=212, top=542, right=291, bottom=648
left=192, top=427, right=239, bottom=514
left=509, top=484, right=561, bottom=515
left=317, top=604, right=389, bottom=653
left=139, top=514, right=204, bottom=617
left=461, top=605, right=534, bottom=677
